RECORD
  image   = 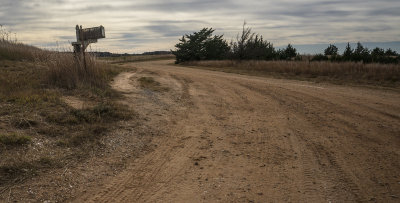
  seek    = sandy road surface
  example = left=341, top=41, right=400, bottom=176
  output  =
left=76, top=60, right=400, bottom=202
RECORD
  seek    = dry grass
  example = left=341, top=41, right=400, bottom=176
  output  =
left=183, top=60, right=400, bottom=86
left=0, top=133, right=31, bottom=146
left=0, top=26, right=47, bottom=61
left=0, top=40, right=44, bottom=61
left=101, top=54, right=175, bottom=64
left=1, top=26, right=118, bottom=90
left=0, top=34, right=135, bottom=188
left=44, top=52, right=118, bottom=89
left=0, top=58, right=132, bottom=187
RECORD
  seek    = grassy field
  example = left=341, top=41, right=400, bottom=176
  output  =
left=0, top=37, right=134, bottom=188
left=183, top=60, right=400, bottom=87
left=101, top=54, right=175, bottom=64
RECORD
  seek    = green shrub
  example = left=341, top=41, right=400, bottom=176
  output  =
left=172, top=28, right=229, bottom=63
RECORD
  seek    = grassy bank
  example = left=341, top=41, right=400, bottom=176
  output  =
left=183, top=60, right=400, bottom=87
left=0, top=37, right=133, bottom=187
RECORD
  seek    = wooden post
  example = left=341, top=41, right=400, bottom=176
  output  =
left=79, top=26, right=87, bottom=71
left=71, top=25, right=105, bottom=71
left=82, top=41, right=87, bottom=71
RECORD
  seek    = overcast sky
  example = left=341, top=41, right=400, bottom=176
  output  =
left=1, top=0, right=399, bottom=53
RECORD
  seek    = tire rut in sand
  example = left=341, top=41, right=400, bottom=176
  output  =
left=236, top=80, right=365, bottom=201
left=297, top=134, right=362, bottom=202
left=77, top=68, right=197, bottom=202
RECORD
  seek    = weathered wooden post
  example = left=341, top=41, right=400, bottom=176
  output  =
left=72, top=25, right=105, bottom=69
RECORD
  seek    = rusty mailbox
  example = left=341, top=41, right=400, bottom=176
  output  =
left=72, top=25, right=105, bottom=53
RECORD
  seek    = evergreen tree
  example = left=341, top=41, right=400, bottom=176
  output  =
left=371, top=47, right=385, bottom=56
left=371, top=47, right=385, bottom=62
left=383, top=48, right=399, bottom=63
left=324, top=44, right=338, bottom=56
left=385, top=48, right=398, bottom=56
left=172, top=28, right=229, bottom=63
left=342, top=42, right=353, bottom=61
left=353, top=42, right=371, bottom=62
left=204, top=34, right=230, bottom=60
left=232, top=22, right=253, bottom=60
left=230, top=22, right=276, bottom=60
left=280, top=44, right=297, bottom=60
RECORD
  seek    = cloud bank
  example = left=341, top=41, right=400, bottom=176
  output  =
left=1, top=0, right=399, bottom=53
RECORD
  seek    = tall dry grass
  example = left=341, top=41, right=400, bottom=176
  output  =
left=0, top=40, right=42, bottom=61
left=184, top=60, right=400, bottom=85
left=0, top=27, right=45, bottom=61
left=0, top=40, right=112, bottom=89
left=1, top=25, right=113, bottom=90
left=44, top=52, right=111, bottom=89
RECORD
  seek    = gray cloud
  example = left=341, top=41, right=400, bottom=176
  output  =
left=0, top=0, right=399, bottom=53
left=144, top=20, right=208, bottom=37
left=367, top=6, right=400, bottom=16
left=121, top=33, right=140, bottom=39
left=145, top=24, right=194, bottom=37
left=132, top=0, right=238, bottom=12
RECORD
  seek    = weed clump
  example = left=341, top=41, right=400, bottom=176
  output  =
left=138, top=77, right=169, bottom=92
left=0, top=133, right=31, bottom=146
left=44, top=102, right=132, bottom=125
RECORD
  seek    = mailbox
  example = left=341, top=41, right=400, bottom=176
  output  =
left=80, top=26, right=105, bottom=41
left=72, top=25, right=105, bottom=53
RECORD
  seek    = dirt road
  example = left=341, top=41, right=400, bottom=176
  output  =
left=75, top=60, right=400, bottom=202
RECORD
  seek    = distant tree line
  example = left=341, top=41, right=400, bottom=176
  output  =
left=172, top=24, right=399, bottom=64
left=312, top=42, right=399, bottom=63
